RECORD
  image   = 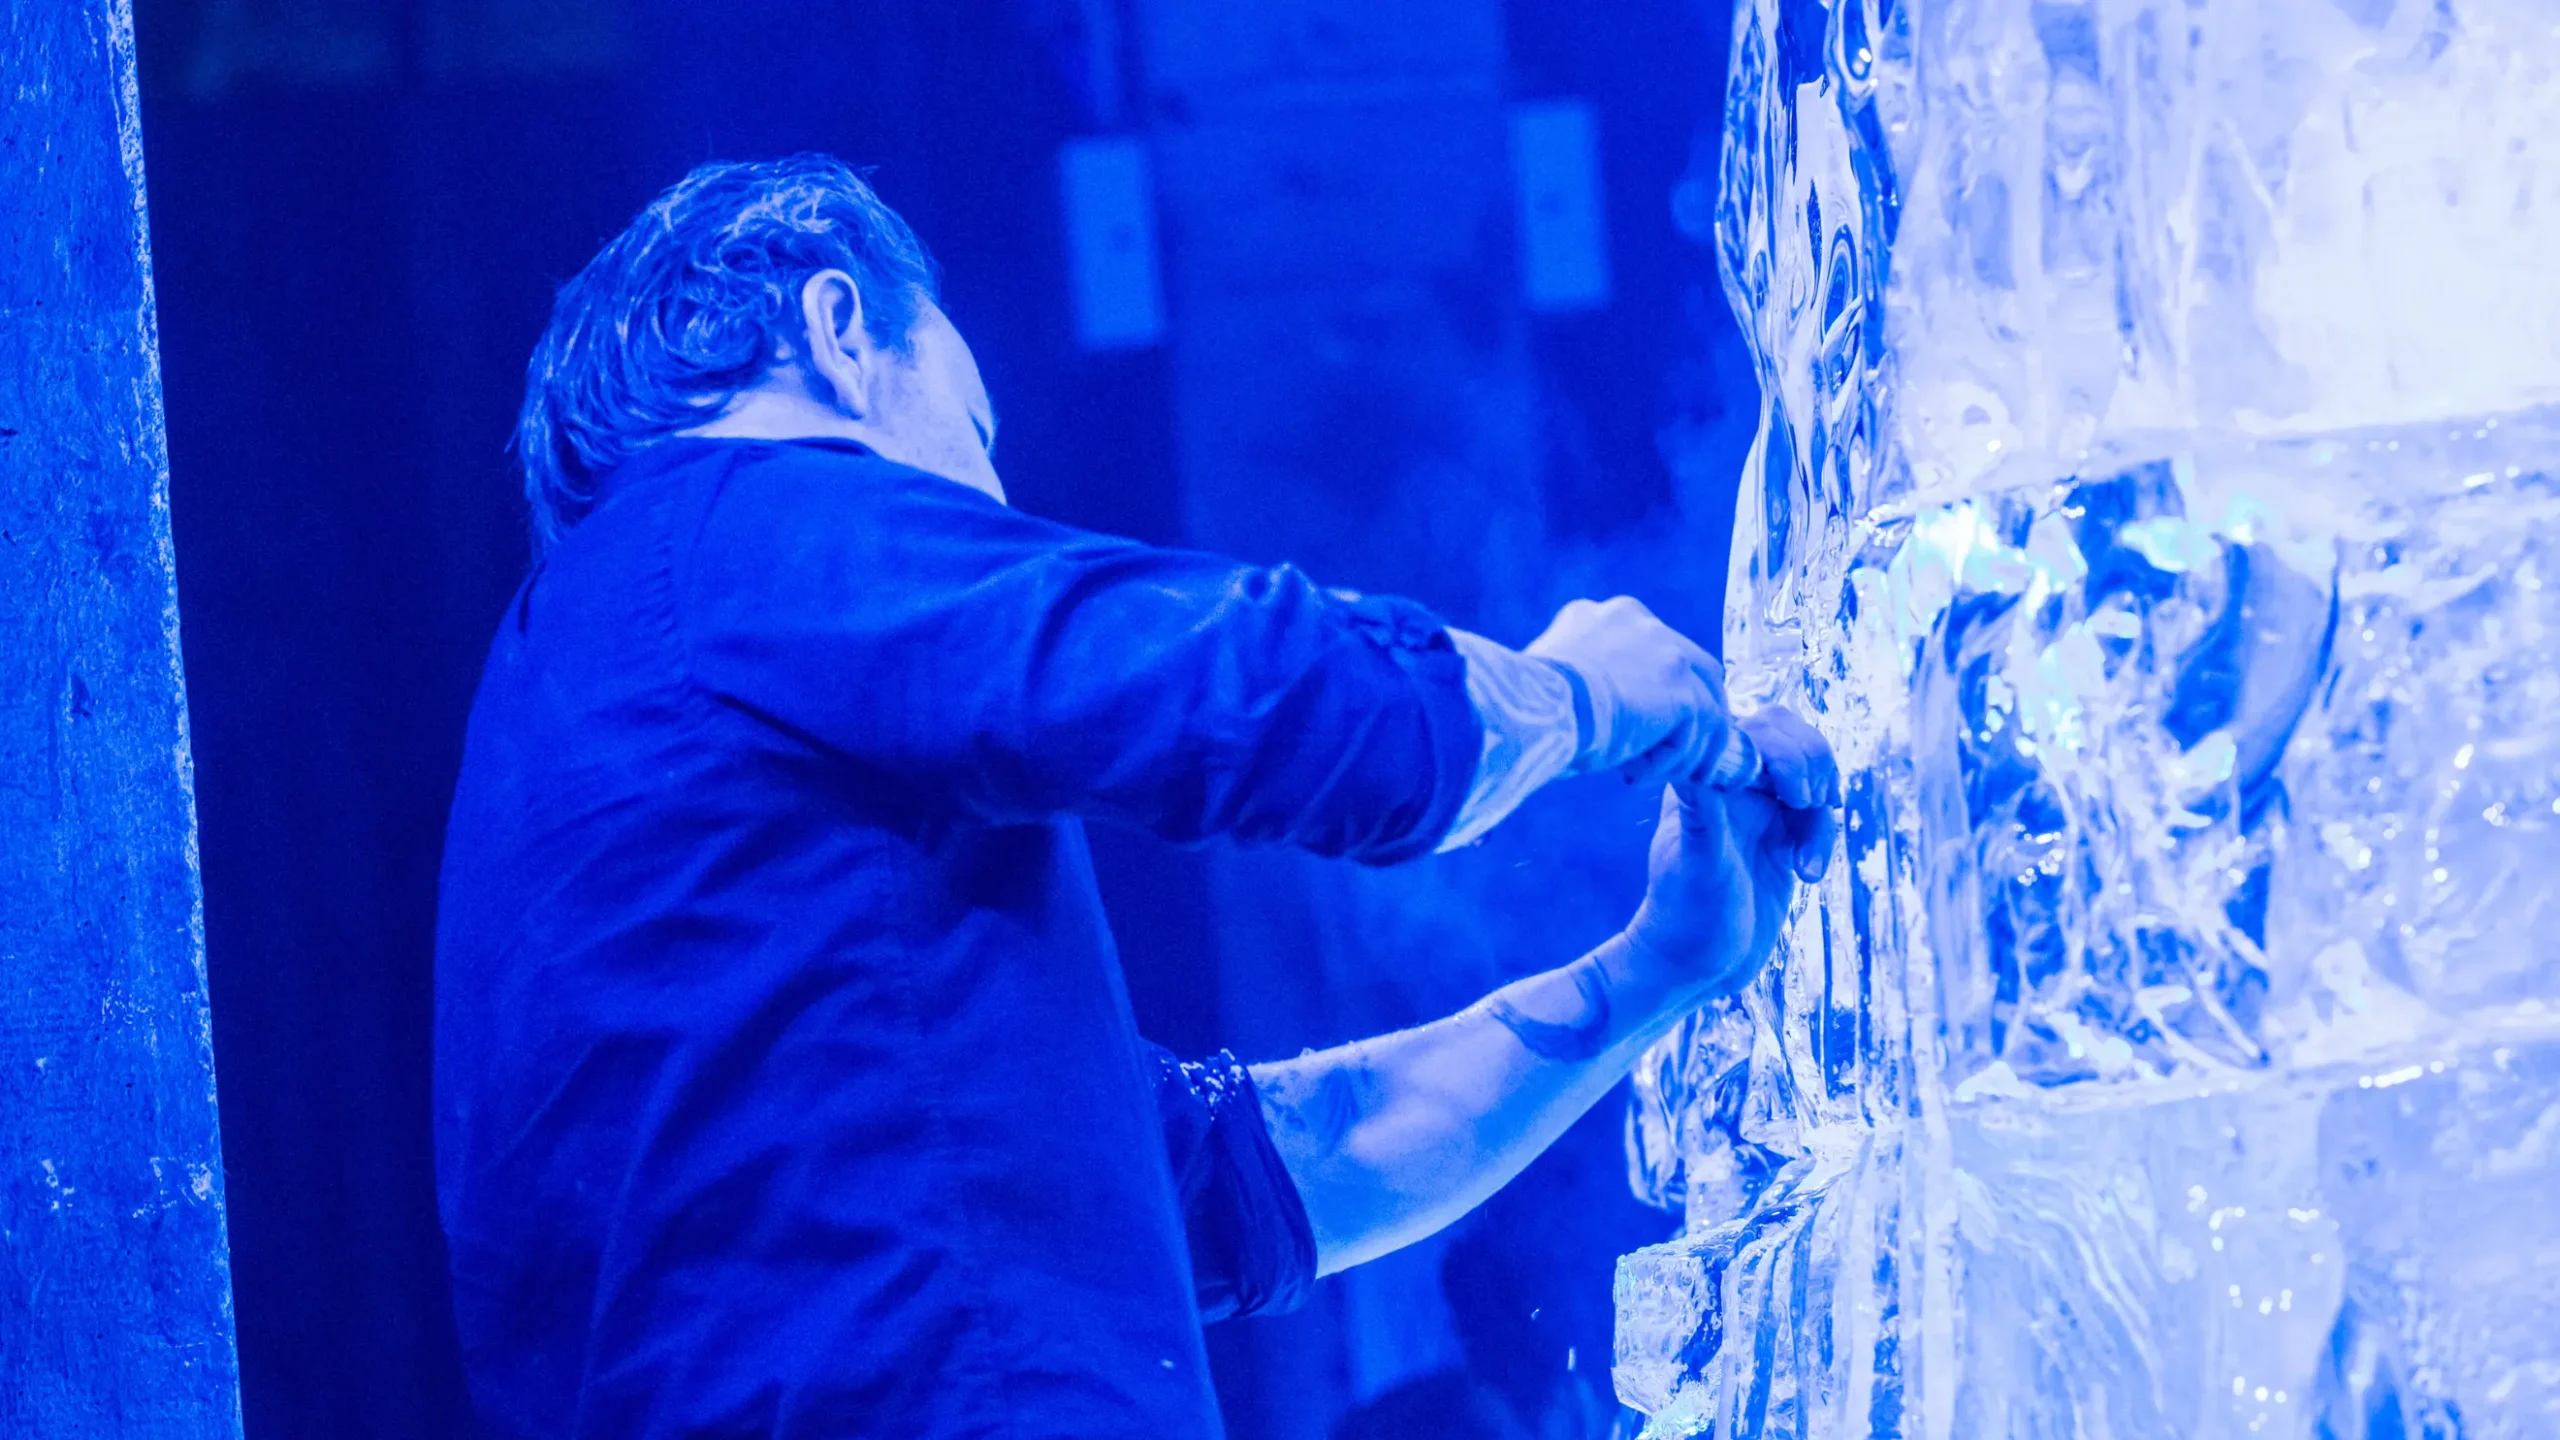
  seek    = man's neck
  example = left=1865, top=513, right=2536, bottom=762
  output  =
left=679, top=387, right=1006, bottom=504
left=681, top=388, right=868, bottom=447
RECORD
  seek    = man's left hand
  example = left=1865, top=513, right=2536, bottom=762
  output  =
left=1619, top=706, right=1839, bottom=1006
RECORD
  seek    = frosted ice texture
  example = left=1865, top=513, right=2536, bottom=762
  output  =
left=1616, top=1, right=2560, bottom=1436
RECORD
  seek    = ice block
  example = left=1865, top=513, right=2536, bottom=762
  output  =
left=1618, top=1, right=2560, bottom=1435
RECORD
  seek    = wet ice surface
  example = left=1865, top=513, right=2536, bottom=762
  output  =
left=1618, top=1, right=2560, bottom=1435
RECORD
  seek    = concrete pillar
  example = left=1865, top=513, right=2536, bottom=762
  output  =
left=0, top=2, right=243, bottom=1433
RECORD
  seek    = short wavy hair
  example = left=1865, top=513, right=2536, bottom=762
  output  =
left=515, top=155, right=939, bottom=549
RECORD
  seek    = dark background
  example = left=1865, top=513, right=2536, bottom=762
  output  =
left=134, top=1, right=1756, bottom=1434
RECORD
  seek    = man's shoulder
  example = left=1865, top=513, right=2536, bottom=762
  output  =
left=663, top=438, right=1084, bottom=629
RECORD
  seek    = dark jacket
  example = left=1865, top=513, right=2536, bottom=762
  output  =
left=434, top=437, right=1480, bottom=1439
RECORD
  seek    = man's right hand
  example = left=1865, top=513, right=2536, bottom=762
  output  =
left=1526, top=596, right=1742, bottom=788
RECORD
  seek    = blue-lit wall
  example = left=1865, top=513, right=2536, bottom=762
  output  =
left=2, top=1, right=239, bottom=1432
left=133, top=1, right=1752, bottom=1434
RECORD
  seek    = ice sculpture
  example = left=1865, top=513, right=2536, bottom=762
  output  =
left=1615, top=1, right=2560, bottom=1436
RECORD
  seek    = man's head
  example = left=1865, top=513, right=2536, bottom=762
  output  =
left=518, top=154, right=999, bottom=549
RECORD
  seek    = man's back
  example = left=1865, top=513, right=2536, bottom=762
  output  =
left=435, top=437, right=1480, bottom=1438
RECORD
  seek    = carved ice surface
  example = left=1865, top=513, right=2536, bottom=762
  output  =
left=1618, top=1, right=2560, bottom=1436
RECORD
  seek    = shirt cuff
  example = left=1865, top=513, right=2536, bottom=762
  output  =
left=1438, top=628, right=1584, bottom=851
left=1149, top=1045, right=1319, bottom=1324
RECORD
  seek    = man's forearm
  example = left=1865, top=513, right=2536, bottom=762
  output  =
left=1249, top=934, right=1705, bottom=1277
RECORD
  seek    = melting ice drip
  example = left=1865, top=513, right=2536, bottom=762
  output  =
left=1615, top=1, right=2560, bottom=1436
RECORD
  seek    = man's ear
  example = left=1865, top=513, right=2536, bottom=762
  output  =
left=796, top=270, right=873, bottom=419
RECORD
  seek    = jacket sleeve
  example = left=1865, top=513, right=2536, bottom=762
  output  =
left=1147, top=1043, right=1317, bottom=1324
left=676, top=443, right=1483, bottom=862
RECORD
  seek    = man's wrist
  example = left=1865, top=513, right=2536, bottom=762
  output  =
left=1591, top=927, right=1708, bottom=1037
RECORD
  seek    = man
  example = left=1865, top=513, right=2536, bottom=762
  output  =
left=436, top=154, right=1837, bottom=1439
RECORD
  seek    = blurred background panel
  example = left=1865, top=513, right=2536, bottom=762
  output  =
left=134, top=0, right=1753, bottom=1434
